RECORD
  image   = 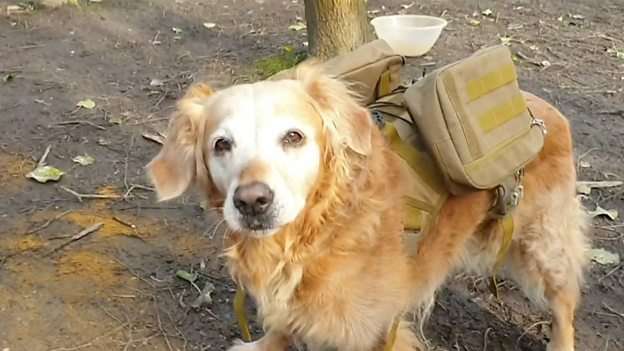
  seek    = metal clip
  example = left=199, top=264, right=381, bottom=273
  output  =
left=531, top=118, right=547, bottom=135
left=509, top=184, right=524, bottom=208
left=528, top=108, right=547, bottom=135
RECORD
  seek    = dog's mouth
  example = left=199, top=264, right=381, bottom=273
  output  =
left=235, top=213, right=280, bottom=237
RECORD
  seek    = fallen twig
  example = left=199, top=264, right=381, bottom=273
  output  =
left=598, top=110, right=624, bottom=116
left=26, top=210, right=72, bottom=234
left=577, top=181, right=623, bottom=188
left=602, top=303, right=624, bottom=320
left=37, top=144, right=52, bottom=167
left=113, top=216, right=136, bottom=229
left=123, top=184, right=154, bottom=199
left=142, top=132, right=165, bottom=145
left=60, top=186, right=123, bottom=202
left=482, top=327, right=491, bottom=351
left=128, top=117, right=169, bottom=126
left=44, top=223, right=103, bottom=257
left=155, top=302, right=174, bottom=351
left=49, top=323, right=128, bottom=351
left=515, top=320, right=549, bottom=348
left=52, top=120, right=106, bottom=130
left=599, top=264, right=623, bottom=283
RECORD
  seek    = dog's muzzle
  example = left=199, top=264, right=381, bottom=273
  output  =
left=233, top=182, right=276, bottom=231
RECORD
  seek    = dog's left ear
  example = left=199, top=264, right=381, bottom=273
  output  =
left=146, top=83, right=214, bottom=201
left=296, top=63, right=373, bottom=156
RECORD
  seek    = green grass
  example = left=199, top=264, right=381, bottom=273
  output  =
left=254, top=46, right=307, bottom=79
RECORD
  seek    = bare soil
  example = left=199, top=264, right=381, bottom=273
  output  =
left=0, top=1, right=623, bottom=350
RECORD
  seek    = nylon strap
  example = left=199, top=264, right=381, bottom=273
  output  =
left=234, top=287, right=252, bottom=342
left=378, top=70, right=393, bottom=97
left=383, top=315, right=401, bottom=351
left=489, top=214, right=515, bottom=298
left=381, top=123, right=435, bottom=231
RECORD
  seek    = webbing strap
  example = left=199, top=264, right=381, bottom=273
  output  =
left=466, top=64, right=517, bottom=101
left=381, top=123, right=444, bottom=199
left=234, top=287, right=252, bottom=342
left=381, top=123, right=436, bottom=231
left=489, top=214, right=515, bottom=298
left=378, top=70, right=393, bottom=97
left=383, top=315, right=401, bottom=351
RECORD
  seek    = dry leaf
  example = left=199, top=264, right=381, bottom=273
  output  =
left=76, top=99, right=96, bottom=109
left=589, top=248, right=620, bottom=265
left=176, top=270, right=198, bottom=283
left=142, top=132, right=165, bottom=145
left=203, top=22, right=217, bottom=29
left=191, top=281, right=216, bottom=308
left=149, top=78, right=164, bottom=87
left=72, top=154, right=95, bottom=166
left=576, top=183, right=592, bottom=195
left=288, top=22, right=306, bottom=31
left=468, top=18, right=481, bottom=26
left=579, top=160, right=591, bottom=168
left=108, top=116, right=123, bottom=125
left=26, top=166, right=64, bottom=183
left=499, top=36, right=512, bottom=46
left=588, top=206, right=618, bottom=221
left=576, top=180, right=623, bottom=195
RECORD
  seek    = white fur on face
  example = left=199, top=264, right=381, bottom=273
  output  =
left=206, top=81, right=321, bottom=236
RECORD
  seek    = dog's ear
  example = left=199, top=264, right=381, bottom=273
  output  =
left=295, top=62, right=373, bottom=156
left=146, top=83, right=214, bottom=201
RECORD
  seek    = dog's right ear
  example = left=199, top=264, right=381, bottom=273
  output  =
left=146, top=83, right=214, bottom=201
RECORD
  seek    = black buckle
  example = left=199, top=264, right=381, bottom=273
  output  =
left=371, top=110, right=386, bottom=129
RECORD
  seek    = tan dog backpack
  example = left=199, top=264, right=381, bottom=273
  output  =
left=299, top=40, right=547, bottom=233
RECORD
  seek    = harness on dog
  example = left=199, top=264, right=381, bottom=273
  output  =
left=232, top=40, right=547, bottom=348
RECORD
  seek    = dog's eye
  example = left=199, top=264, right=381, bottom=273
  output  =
left=214, top=137, right=233, bottom=154
left=281, top=130, right=305, bottom=147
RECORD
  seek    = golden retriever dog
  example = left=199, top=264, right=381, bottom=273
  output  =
left=146, top=64, right=589, bottom=351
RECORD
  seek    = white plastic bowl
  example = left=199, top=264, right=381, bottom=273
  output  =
left=371, top=15, right=447, bottom=57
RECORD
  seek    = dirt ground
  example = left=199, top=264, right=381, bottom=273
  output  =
left=1, top=0, right=623, bottom=350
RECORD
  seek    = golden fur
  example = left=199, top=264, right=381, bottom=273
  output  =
left=147, top=66, right=589, bottom=351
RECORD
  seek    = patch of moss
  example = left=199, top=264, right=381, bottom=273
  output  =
left=254, top=46, right=307, bottom=79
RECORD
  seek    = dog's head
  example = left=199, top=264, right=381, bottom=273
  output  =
left=146, top=64, right=373, bottom=237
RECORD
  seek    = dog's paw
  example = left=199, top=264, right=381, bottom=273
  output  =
left=227, top=339, right=262, bottom=351
left=546, top=342, right=574, bottom=351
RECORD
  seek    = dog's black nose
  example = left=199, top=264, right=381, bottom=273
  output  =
left=233, top=182, right=274, bottom=216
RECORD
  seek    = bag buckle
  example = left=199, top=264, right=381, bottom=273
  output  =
left=528, top=108, right=547, bottom=135
left=371, top=110, right=386, bottom=129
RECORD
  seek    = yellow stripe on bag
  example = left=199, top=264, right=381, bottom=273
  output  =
left=466, top=64, right=517, bottom=101
left=378, top=70, right=393, bottom=97
left=479, top=94, right=527, bottom=133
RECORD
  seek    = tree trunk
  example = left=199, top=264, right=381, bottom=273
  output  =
left=304, top=0, right=372, bottom=60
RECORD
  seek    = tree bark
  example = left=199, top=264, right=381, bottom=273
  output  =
left=304, top=0, right=372, bottom=60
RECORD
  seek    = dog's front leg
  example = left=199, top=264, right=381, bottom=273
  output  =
left=227, top=330, right=290, bottom=351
